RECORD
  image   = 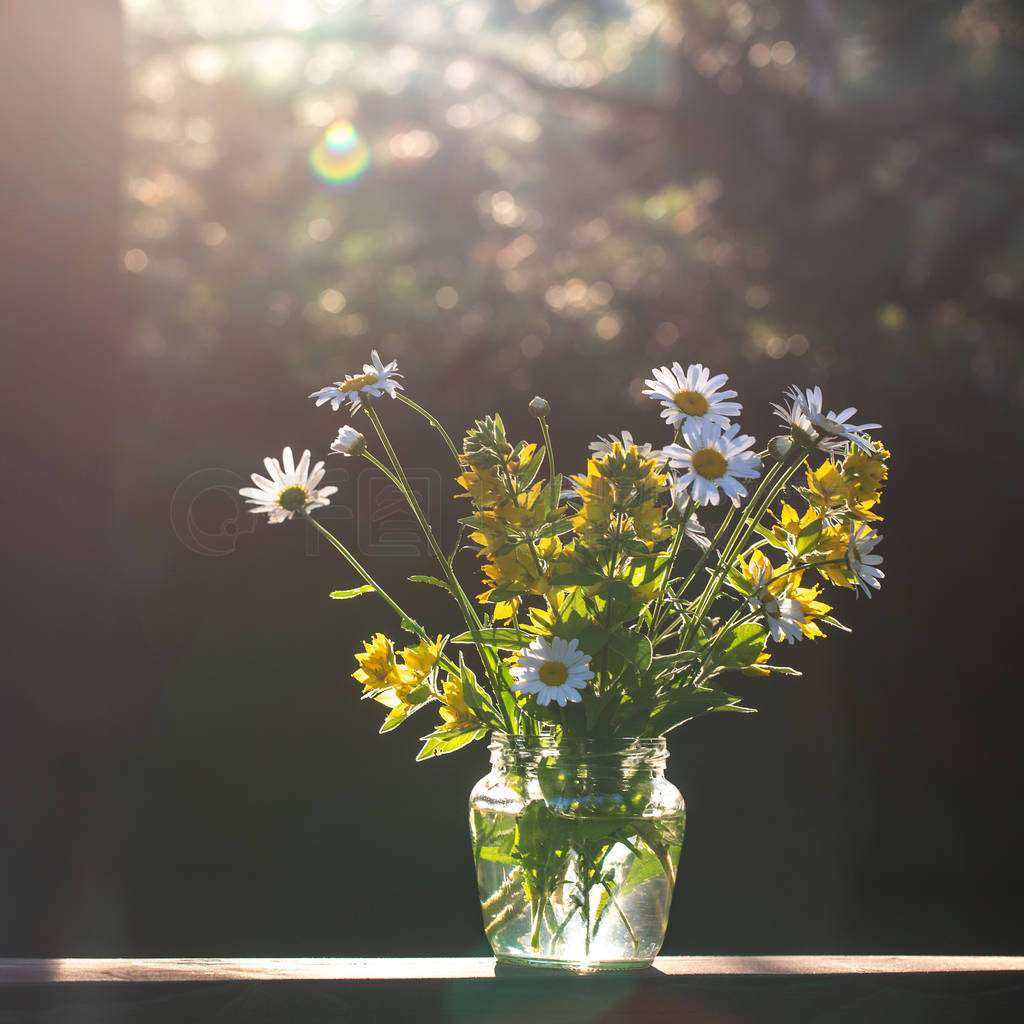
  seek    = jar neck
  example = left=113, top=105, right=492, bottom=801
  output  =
left=489, top=733, right=668, bottom=773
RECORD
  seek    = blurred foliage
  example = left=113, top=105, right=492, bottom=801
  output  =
left=122, top=0, right=1024, bottom=413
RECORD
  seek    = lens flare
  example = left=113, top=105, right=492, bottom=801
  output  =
left=309, top=120, right=370, bottom=185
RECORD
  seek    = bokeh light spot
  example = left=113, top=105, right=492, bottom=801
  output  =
left=309, top=120, right=370, bottom=186
left=123, top=248, right=148, bottom=272
left=595, top=313, right=622, bottom=340
left=318, top=288, right=346, bottom=313
left=520, top=335, right=543, bottom=358
left=435, top=286, right=459, bottom=309
left=655, top=322, right=680, bottom=346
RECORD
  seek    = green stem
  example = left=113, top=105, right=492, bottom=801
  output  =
left=364, top=409, right=480, bottom=626
left=396, top=394, right=462, bottom=462
left=364, top=407, right=514, bottom=730
left=674, top=501, right=739, bottom=600
left=537, top=415, right=557, bottom=484
left=597, top=510, right=627, bottom=695
left=303, top=513, right=457, bottom=674
left=764, top=556, right=846, bottom=588
left=682, top=456, right=802, bottom=651
left=647, top=499, right=692, bottom=642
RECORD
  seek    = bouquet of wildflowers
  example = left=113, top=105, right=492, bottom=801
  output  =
left=240, top=351, right=887, bottom=964
left=241, top=352, right=887, bottom=756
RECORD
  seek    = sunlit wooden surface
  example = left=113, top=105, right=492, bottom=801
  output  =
left=1, top=956, right=1022, bottom=983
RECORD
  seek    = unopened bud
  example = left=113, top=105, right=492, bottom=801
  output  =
left=767, top=435, right=794, bottom=462
left=331, top=425, right=367, bottom=456
left=528, top=396, right=550, bottom=418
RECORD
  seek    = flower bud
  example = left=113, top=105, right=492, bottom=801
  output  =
left=767, top=435, right=794, bottom=462
left=331, top=425, right=367, bottom=456
left=528, top=396, right=550, bottom=418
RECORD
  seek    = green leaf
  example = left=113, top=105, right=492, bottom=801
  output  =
left=651, top=649, right=698, bottom=674
left=819, top=614, right=852, bottom=633
left=329, top=585, right=375, bottom=600
left=450, top=628, right=530, bottom=650
left=409, top=575, right=451, bottom=591
left=379, top=691, right=435, bottom=733
left=548, top=572, right=604, bottom=587
left=457, top=653, right=501, bottom=728
left=716, top=622, right=768, bottom=670
left=726, top=568, right=753, bottom=596
left=519, top=445, right=546, bottom=488
left=535, top=474, right=563, bottom=519
left=405, top=683, right=433, bottom=706
left=379, top=705, right=410, bottom=733
left=459, top=515, right=494, bottom=531
left=608, top=631, right=653, bottom=672
left=647, top=687, right=754, bottom=734
left=416, top=726, right=487, bottom=760
left=795, top=518, right=823, bottom=555
left=534, top=520, right=573, bottom=540
left=754, top=523, right=788, bottom=550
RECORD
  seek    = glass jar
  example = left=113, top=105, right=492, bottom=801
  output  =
left=469, top=734, right=685, bottom=971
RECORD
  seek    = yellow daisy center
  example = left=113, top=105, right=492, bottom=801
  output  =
left=538, top=660, right=569, bottom=687
left=277, top=484, right=309, bottom=510
left=673, top=390, right=710, bottom=416
left=692, top=447, right=728, bottom=480
left=339, top=372, right=379, bottom=391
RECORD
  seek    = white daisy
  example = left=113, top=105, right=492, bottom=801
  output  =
left=588, top=430, right=660, bottom=460
left=509, top=636, right=594, bottom=707
left=663, top=422, right=761, bottom=507
left=776, top=386, right=880, bottom=455
left=309, top=350, right=403, bottom=413
left=847, top=523, right=884, bottom=597
left=757, top=595, right=808, bottom=644
left=642, top=362, right=741, bottom=430
left=770, top=393, right=845, bottom=455
left=331, top=425, right=366, bottom=456
left=239, top=446, right=337, bottom=523
left=667, top=484, right=712, bottom=549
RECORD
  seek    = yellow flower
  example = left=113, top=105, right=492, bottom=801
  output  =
left=509, top=443, right=539, bottom=475
left=841, top=443, right=888, bottom=520
left=630, top=498, right=671, bottom=544
left=739, top=551, right=831, bottom=643
left=455, top=464, right=508, bottom=509
left=500, top=481, right=547, bottom=532
left=572, top=448, right=671, bottom=548
left=570, top=461, right=615, bottom=545
left=437, top=673, right=479, bottom=733
left=842, top=444, right=888, bottom=500
left=468, top=511, right=509, bottom=558
left=739, top=548, right=784, bottom=596
left=805, top=461, right=850, bottom=514
left=352, top=633, right=399, bottom=695
left=816, top=525, right=854, bottom=589
left=520, top=589, right=575, bottom=636
left=476, top=537, right=566, bottom=620
left=397, top=636, right=443, bottom=686
left=772, top=502, right=822, bottom=550
left=789, top=581, right=831, bottom=640
left=479, top=552, right=534, bottom=594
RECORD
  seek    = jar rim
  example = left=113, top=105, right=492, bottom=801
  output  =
left=488, top=733, right=668, bottom=758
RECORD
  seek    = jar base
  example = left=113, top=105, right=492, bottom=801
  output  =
left=495, top=953, right=656, bottom=973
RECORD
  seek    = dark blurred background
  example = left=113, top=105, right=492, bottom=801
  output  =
left=2, top=0, right=1023, bottom=957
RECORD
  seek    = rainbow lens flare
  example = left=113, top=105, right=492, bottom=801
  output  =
left=309, top=120, right=371, bottom=185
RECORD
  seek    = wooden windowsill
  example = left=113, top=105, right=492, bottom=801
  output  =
left=1, top=955, right=1022, bottom=984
